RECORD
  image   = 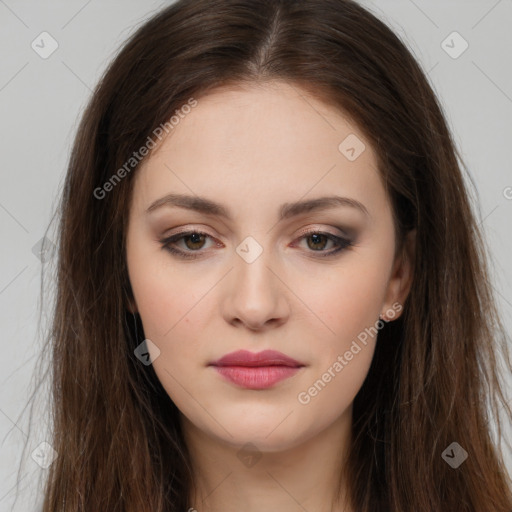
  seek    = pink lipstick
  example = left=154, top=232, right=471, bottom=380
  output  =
left=209, top=349, right=304, bottom=390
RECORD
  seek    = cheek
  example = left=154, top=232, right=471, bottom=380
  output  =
left=127, top=238, right=208, bottom=339
left=298, top=261, right=389, bottom=346
left=127, top=256, right=219, bottom=401
left=129, top=267, right=206, bottom=405
left=132, top=272, right=206, bottom=354
left=292, top=257, right=391, bottom=412
left=294, top=273, right=382, bottom=415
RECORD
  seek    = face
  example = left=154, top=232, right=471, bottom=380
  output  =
left=125, top=80, right=413, bottom=453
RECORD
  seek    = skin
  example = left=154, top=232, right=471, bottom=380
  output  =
left=125, top=80, right=415, bottom=512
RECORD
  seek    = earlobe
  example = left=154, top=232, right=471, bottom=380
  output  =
left=381, top=229, right=416, bottom=321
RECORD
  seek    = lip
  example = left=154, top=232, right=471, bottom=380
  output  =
left=210, top=349, right=304, bottom=368
left=209, top=350, right=305, bottom=390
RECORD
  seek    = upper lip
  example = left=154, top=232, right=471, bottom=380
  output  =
left=209, top=349, right=304, bottom=368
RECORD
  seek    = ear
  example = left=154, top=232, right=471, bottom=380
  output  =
left=380, top=229, right=416, bottom=321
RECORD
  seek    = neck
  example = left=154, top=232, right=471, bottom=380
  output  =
left=181, top=407, right=355, bottom=512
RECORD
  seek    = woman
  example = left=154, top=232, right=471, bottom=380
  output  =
left=34, top=0, right=512, bottom=510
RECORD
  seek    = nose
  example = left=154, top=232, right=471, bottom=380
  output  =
left=221, top=250, right=290, bottom=332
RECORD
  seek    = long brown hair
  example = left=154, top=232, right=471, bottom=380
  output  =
left=28, top=0, right=512, bottom=510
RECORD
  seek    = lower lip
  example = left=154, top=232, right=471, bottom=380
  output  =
left=211, top=365, right=302, bottom=389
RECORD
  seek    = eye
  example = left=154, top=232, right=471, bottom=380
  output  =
left=159, top=230, right=219, bottom=260
left=292, top=230, right=353, bottom=258
left=159, top=229, right=353, bottom=260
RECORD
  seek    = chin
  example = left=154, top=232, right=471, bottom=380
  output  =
left=209, top=416, right=313, bottom=453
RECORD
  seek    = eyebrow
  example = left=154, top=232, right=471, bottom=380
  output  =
left=145, top=193, right=370, bottom=220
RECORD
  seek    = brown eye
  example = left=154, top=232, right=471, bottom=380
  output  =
left=183, top=232, right=207, bottom=250
left=294, top=230, right=353, bottom=258
left=305, top=233, right=330, bottom=251
left=160, top=230, right=217, bottom=260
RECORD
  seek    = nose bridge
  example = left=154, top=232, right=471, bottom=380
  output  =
left=236, top=245, right=272, bottom=293
left=224, top=236, right=289, bottom=329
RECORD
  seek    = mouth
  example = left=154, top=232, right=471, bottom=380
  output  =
left=208, top=349, right=305, bottom=390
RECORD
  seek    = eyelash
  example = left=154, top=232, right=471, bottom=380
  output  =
left=159, top=229, right=353, bottom=260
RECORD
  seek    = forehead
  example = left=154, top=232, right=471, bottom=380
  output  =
left=162, top=81, right=363, bottom=158
left=132, top=80, right=387, bottom=223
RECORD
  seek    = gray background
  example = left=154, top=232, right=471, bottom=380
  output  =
left=0, top=0, right=511, bottom=509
